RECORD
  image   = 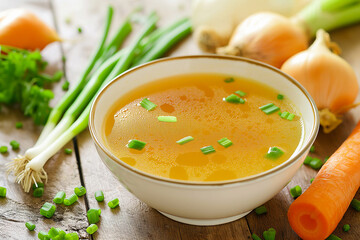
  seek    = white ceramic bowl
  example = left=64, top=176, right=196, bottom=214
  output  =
left=89, top=55, right=319, bottom=226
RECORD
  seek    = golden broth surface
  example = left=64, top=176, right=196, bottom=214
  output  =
left=104, top=73, right=303, bottom=181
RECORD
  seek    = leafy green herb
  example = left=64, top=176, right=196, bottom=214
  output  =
left=277, top=94, right=284, bottom=100
left=77, top=27, right=83, bottom=33
left=0, top=46, right=63, bottom=125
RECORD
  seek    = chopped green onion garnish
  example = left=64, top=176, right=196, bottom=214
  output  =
left=251, top=233, right=262, bottom=240
left=265, top=147, right=284, bottom=159
left=350, top=198, right=360, bottom=211
left=95, top=190, right=104, bottom=202
left=176, top=136, right=194, bottom=145
left=15, top=122, right=23, bottom=129
left=33, top=187, right=44, bottom=198
left=263, top=228, right=276, bottom=240
left=62, top=81, right=70, bottom=91
left=224, top=94, right=245, bottom=104
left=57, top=229, right=66, bottom=239
left=74, top=186, right=86, bottom=196
left=310, top=178, right=314, bottom=184
left=32, top=182, right=44, bottom=190
left=0, top=146, right=8, bottom=154
left=304, top=156, right=313, bottom=165
left=65, top=232, right=79, bottom=240
left=259, top=103, right=280, bottom=114
left=254, top=205, right=267, bottom=215
left=310, top=145, right=315, bottom=153
left=108, top=198, right=120, bottom=209
left=86, top=224, right=98, bottom=235
left=127, top=139, right=146, bottom=150
left=280, top=111, right=290, bottom=119
left=158, top=116, right=177, bottom=122
left=65, top=148, right=73, bottom=154
left=343, top=224, right=350, bottom=232
left=235, top=90, right=246, bottom=97
left=10, top=140, right=20, bottom=150
left=0, top=186, right=6, bottom=197
left=40, top=202, right=56, bottom=218
left=48, top=227, right=60, bottom=238
left=38, top=231, right=50, bottom=240
left=224, top=77, right=234, bottom=83
left=217, top=137, right=233, bottom=148
left=77, top=27, right=83, bottom=33
left=87, top=208, right=102, bottom=224
left=53, top=191, right=66, bottom=204
left=25, top=221, right=36, bottom=231
left=64, top=193, right=78, bottom=206
left=277, top=94, right=284, bottom=100
left=325, top=234, right=342, bottom=240
left=290, top=185, right=302, bottom=198
left=309, top=158, right=323, bottom=170
left=200, top=145, right=216, bottom=155
left=287, top=113, right=295, bottom=121
left=140, top=98, right=157, bottom=111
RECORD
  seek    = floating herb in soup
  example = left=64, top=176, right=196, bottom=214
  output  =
left=104, top=73, right=303, bottom=182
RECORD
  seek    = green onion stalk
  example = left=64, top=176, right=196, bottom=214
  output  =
left=9, top=14, right=192, bottom=192
left=6, top=7, right=131, bottom=179
left=293, top=0, right=360, bottom=37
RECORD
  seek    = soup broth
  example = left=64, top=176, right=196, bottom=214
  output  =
left=104, top=73, right=303, bottom=182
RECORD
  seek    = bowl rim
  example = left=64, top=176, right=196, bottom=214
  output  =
left=89, top=54, right=320, bottom=186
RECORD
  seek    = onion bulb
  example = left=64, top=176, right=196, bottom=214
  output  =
left=192, top=0, right=312, bottom=53
left=281, top=29, right=359, bottom=133
left=217, top=12, right=308, bottom=68
left=215, top=0, right=360, bottom=68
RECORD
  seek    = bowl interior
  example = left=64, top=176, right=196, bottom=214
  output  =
left=90, top=55, right=319, bottom=184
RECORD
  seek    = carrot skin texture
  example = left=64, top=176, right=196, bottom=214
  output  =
left=288, top=122, right=360, bottom=240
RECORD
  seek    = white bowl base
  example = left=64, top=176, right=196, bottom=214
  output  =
left=158, top=210, right=251, bottom=226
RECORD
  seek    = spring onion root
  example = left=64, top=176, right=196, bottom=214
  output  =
left=7, top=11, right=191, bottom=192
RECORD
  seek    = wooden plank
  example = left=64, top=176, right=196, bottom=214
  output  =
left=0, top=0, right=88, bottom=238
left=53, top=0, right=251, bottom=239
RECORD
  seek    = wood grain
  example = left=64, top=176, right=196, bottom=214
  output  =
left=1, top=0, right=360, bottom=239
left=0, top=0, right=88, bottom=239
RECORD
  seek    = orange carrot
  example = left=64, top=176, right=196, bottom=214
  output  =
left=288, top=121, right=360, bottom=240
left=0, top=8, right=60, bottom=50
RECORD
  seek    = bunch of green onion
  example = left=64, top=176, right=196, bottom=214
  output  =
left=7, top=6, right=192, bottom=192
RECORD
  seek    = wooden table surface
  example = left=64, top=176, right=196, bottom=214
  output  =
left=1, top=0, right=359, bottom=239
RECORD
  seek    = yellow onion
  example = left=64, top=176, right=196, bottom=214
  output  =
left=217, top=12, right=308, bottom=68
left=281, top=29, right=359, bottom=133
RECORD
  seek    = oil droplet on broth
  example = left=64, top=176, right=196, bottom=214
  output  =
left=160, top=103, right=175, bottom=113
left=121, top=157, right=136, bottom=166
left=176, top=152, right=209, bottom=167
